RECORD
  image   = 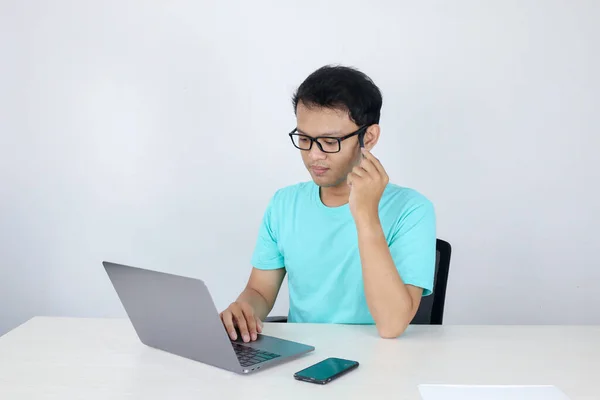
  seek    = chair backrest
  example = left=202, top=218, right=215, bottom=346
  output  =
left=410, top=238, right=452, bottom=325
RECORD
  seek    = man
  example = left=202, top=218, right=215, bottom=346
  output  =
left=220, top=65, right=436, bottom=340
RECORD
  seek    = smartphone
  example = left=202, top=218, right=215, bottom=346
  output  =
left=294, top=357, right=359, bottom=384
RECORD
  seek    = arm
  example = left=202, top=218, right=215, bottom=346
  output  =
left=348, top=149, right=435, bottom=338
left=220, top=267, right=286, bottom=342
left=356, top=216, right=423, bottom=338
left=221, top=191, right=287, bottom=342
left=236, top=267, right=286, bottom=321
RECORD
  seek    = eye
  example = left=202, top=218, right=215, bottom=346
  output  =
left=323, top=139, right=337, bottom=145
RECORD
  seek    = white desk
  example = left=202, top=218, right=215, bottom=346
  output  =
left=0, top=317, right=598, bottom=399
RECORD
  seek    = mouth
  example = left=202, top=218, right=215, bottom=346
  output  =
left=310, top=166, right=329, bottom=175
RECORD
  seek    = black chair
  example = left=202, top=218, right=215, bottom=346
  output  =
left=265, top=238, right=452, bottom=325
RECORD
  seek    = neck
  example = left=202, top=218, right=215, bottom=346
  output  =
left=319, top=182, right=350, bottom=207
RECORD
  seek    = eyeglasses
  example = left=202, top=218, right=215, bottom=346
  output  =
left=288, top=125, right=368, bottom=153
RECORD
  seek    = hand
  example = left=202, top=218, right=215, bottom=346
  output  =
left=220, top=301, right=263, bottom=342
left=347, top=149, right=389, bottom=221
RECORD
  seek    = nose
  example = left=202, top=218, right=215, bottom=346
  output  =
left=307, top=143, right=327, bottom=161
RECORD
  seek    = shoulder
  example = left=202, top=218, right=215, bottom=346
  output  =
left=380, top=183, right=435, bottom=222
left=266, top=181, right=314, bottom=211
left=271, top=181, right=314, bottom=202
left=381, top=183, right=434, bottom=210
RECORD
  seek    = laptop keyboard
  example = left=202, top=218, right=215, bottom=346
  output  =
left=232, top=343, right=280, bottom=367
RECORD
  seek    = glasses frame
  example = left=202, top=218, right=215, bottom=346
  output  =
left=288, top=125, right=368, bottom=153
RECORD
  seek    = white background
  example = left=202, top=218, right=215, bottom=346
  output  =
left=1, top=0, right=599, bottom=336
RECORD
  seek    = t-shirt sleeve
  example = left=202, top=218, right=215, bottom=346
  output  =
left=388, top=198, right=437, bottom=296
left=250, top=194, right=285, bottom=270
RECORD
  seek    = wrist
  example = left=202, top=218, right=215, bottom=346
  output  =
left=354, top=210, right=383, bottom=235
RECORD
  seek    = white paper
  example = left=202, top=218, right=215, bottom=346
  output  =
left=419, top=384, right=571, bottom=400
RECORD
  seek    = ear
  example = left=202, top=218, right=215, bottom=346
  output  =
left=363, top=124, right=381, bottom=150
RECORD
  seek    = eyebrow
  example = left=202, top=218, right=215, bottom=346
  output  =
left=296, top=129, right=341, bottom=137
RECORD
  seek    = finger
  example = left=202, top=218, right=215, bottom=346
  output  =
left=351, top=165, right=366, bottom=178
left=241, top=305, right=258, bottom=341
left=361, top=149, right=385, bottom=175
left=347, top=172, right=361, bottom=187
left=255, top=316, right=263, bottom=334
left=351, top=171, right=364, bottom=181
left=232, top=309, right=251, bottom=342
left=221, top=310, right=237, bottom=341
left=359, top=157, right=378, bottom=177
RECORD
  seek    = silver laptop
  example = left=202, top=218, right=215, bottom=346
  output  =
left=103, top=261, right=314, bottom=374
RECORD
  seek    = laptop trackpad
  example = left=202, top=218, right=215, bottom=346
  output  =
left=233, top=334, right=312, bottom=357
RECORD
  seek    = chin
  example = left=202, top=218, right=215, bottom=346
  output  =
left=314, top=181, right=333, bottom=188
left=311, top=175, right=343, bottom=188
left=310, top=175, right=332, bottom=187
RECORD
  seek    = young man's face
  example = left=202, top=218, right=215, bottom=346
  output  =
left=295, top=102, right=363, bottom=188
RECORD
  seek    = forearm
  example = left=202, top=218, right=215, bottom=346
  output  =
left=356, top=215, right=415, bottom=338
left=236, top=287, right=272, bottom=321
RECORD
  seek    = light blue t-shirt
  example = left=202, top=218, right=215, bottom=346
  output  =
left=250, top=181, right=436, bottom=324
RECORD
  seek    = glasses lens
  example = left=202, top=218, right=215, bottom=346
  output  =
left=316, top=138, right=341, bottom=153
left=291, top=134, right=312, bottom=150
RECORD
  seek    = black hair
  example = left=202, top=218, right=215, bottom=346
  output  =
left=292, top=65, right=382, bottom=126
